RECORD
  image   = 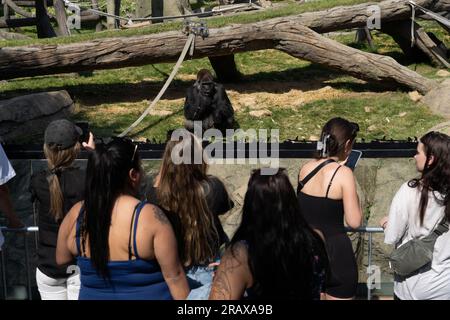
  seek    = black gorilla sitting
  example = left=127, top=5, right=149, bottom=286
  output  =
left=184, top=69, right=234, bottom=132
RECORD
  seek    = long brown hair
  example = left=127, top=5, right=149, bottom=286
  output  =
left=43, top=142, right=80, bottom=221
left=156, top=131, right=219, bottom=266
left=408, top=131, right=450, bottom=224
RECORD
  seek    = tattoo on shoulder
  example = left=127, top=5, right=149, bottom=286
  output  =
left=153, top=206, right=170, bottom=225
left=210, top=270, right=232, bottom=300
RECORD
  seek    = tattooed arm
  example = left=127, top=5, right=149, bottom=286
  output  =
left=143, top=204, right=189, bottom=299
left=209, top=242, right=252, bottom=300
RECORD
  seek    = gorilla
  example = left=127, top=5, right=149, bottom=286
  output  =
left=184, top=69, right=234, bottom=132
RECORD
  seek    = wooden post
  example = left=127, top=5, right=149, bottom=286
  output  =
left=3, top=0, right=11, bottom=21
left=209, top=55, right=241, bottom=83
left=53, top=0, right=70, bottom=36
left=91, top=0, right=104, bottom=31
left=136, top=0, right=152, bottom=19
left=106, top=0, right=121, bottom=29
left=355, top=27, right=374, bottom=50
left=35, top=0, right=57, bottom=38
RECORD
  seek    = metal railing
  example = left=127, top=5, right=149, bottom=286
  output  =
left=0, top=226, right=38, bottom=300
left=0, top=226, right=385, bottom=300
left=347, top=226, right=385, bottom=300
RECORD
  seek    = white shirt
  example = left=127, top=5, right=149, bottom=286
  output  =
left=0, top=144, right=16, bottom=250
left=0, top=144, right=16, bottom=185
left=384, top=182, right=450, bottom=300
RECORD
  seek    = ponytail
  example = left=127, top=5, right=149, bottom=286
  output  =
left=44, top=143, right=80, bottom=221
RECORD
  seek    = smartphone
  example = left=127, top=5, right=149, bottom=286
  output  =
left=75, top=121, right=90, bottom=144
left=345, top=150, right=362, bottom=170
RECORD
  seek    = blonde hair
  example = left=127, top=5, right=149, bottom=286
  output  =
left=157, top=132, right=219, bottom=266
left=43, top=142, right=81, bottom=221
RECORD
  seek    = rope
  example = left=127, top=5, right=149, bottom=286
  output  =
left=117, top=33, right=196, bottom=137
left=409, top=1, right=416, bottom=47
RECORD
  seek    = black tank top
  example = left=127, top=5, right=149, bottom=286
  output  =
left=297, top=160, right=345, bottom=236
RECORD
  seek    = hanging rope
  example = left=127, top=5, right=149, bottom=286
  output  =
left=118, top=32, right=196, bottom=137
left=409, top=1, right=416, bottom=47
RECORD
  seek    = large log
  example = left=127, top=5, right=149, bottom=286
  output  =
left=0, top=17, right=37, bottom=28
left=292, top=0, right=450, bottom=34
left=0, top=11, right=436, bottom=93
left=4, top=0, right=34, bottom=18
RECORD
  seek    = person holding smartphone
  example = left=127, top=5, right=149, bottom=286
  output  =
left=297, top=117, right=363, bottom=300
left=30, top=119, right=94, bottom=300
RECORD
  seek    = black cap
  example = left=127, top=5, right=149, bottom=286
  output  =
left=44, top=119, right=82, bottom=150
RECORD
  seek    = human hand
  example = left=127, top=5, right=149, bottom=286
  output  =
left=82, top=132, right=95, bottom=150
left=208, top=262, right=220, bottom=279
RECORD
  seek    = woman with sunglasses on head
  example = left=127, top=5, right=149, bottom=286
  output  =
left=380, top=131, right=450, bottom=300
left=209, top=169, right=328, bottom=300
left=56, top=138, right=189, bottom=300
left=297, top=117, right=362, bottom=300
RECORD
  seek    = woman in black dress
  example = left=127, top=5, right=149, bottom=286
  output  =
left=297, top=117, right=362, bottom=300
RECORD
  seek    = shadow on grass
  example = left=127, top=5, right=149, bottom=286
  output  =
left=1, top=63, right=401, bottom=105
left=128, top=109, right=184, bottom=139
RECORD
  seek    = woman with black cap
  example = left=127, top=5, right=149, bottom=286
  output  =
left=30, top=119, right=93, bottom=300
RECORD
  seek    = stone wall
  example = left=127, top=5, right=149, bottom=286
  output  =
left=1, top=157, right=417, bottom=298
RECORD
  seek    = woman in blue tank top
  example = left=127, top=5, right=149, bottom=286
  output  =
left=56, top=138, right=189, bottom=300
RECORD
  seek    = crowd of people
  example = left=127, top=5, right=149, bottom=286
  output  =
left=0, top=117, right=449, bottom=300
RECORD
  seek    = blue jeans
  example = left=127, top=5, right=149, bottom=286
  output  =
left=186, top=266, right=214, bottom=300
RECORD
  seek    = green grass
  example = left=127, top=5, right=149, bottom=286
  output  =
left=0, top=0, right=447, bottom=143
left=70, top=91, right=443, bottom=142
left=0, top=0, right=378, bottom=47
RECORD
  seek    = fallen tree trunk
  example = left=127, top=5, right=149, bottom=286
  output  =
left=0, top=17, right=37, bottom=28
left=0, top=11, right=436, bottom=93
left=292, top=0, right=450, bottom=34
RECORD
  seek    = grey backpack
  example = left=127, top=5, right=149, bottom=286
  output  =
left=389, top=217, right=449, bottom=277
